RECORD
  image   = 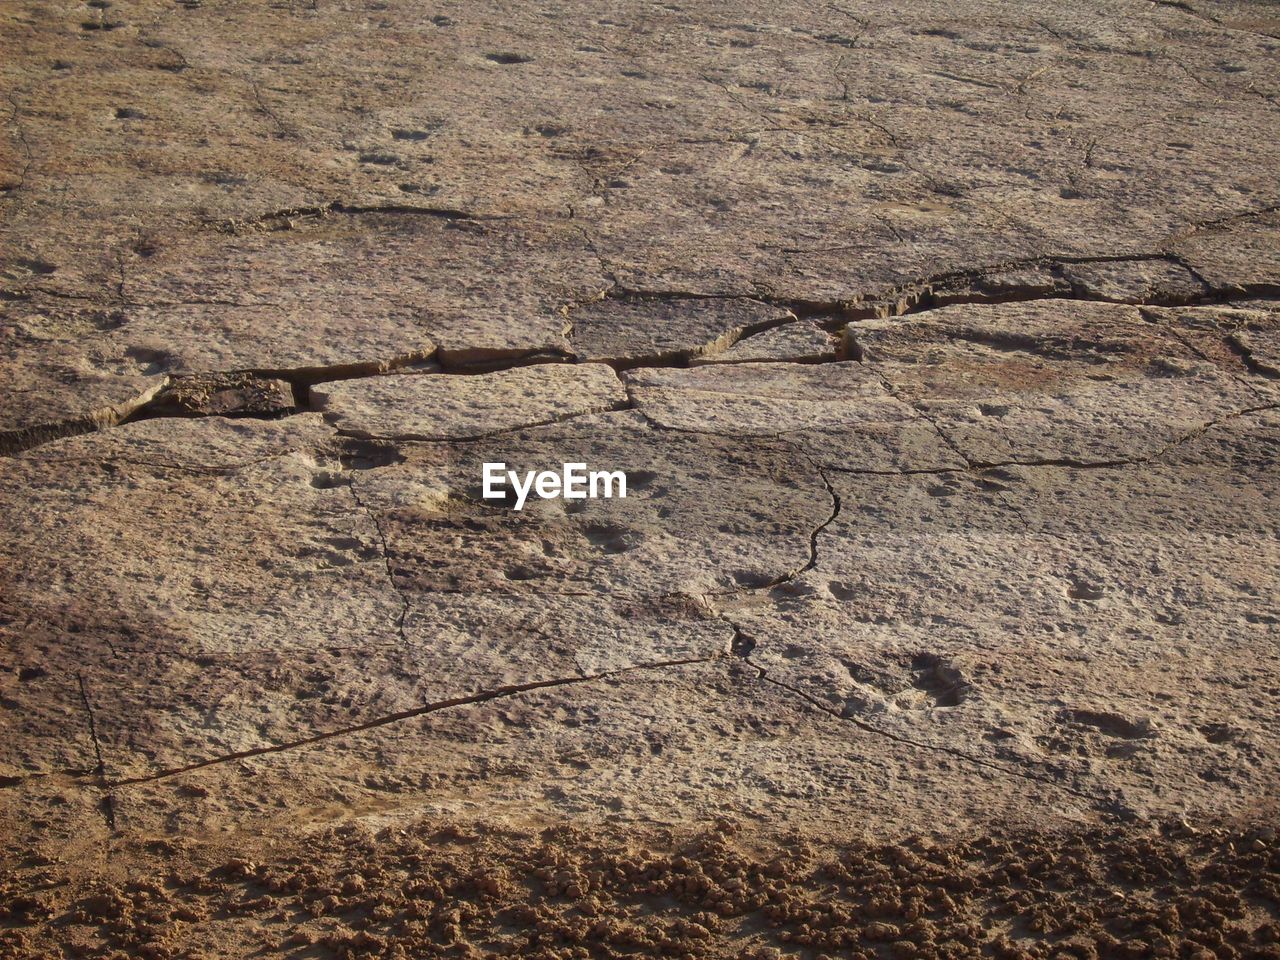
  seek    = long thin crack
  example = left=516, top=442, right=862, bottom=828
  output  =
left=586, top=367, right=1276, bottom=485
left=346, top=476, right=410, bottom=649
left=739, top=442, right=843, bottom=591
left=76, top=673, right=117, bottom=830
left=867, top=366, right=976, bottom=469
left=711, top=605, right=1128, bottom=810
left=7, top=276, right=1279, bottom=459
left=242, top=350, right=439, bottom=385
left=574, top=250, right=1280, bottom=339
left=3, top=92, right=33, bottom=198
left=0, top=380, right=168, bottom=457
left=1226, top=334, right=1280, bottom=380
left=0, top=767, right=97, bottom=790
left=110, top=655, right=720, bottom=788
left=860, top=325, right=1280, bottom=471
left=331, top=394, right=635, bottom=446
left=577, top=291, right=806, bottom=371
left=1149, top=0, right=1280, bottom=40
left=1139, top=305, right=1276, bottom=400
left=207, top=200, right=505, bottom=234
left=1151, top=0, right=1218, bottom=27
left=250, top=80, right=293, bottom=139
left=1165, top=202, right=1280, bottom=241
left=744, top=657, right=1132, bottom=815
left=967, top=402, right=1280, bottom=471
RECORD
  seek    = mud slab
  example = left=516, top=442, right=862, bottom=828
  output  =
left=3, top=0, right=1280, bottom=956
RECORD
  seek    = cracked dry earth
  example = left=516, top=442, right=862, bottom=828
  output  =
left=3, top=1, right=1280, bottom=959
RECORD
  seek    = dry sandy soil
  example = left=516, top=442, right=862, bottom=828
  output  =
left=2, top=0, right=1280, bottom=956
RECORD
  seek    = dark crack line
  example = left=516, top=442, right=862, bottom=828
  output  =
left=66, top=259, right=1265, bottom=351
left=3, top=93, right=33, bottom=198
left=776, top=444, right=842, bottom=584
left=250, top=80, right=294, bottom=139
left=1149, top=0, right=1280, bottom=38
left=331, top=394, right=635, bottom=446
left=435, top=348, right=573, bottom=374
left=598, top=309, right=839, bottom=371
left=868, top=367, right=976, bottom=469
left=14, top=452, right=314, bottom=475
left=1226, top=334, right=1280, bottom=381
left=674, top=447, right=843, bottom=606
left=109, top=655, right=719, bottom=788
left=0, top=380, right=169, bottom=457
left=763, top=247, right=1279, bottom=319
left=3, top=352, right=435, bottom=457
left=594, top=284, right=848, bottom=322
left=6, top=286, right=107, bottom=304
left=76, top=673, right=117, bottom=830
left=0, top=767, right=97, bottom=790
left=137, top=29, right=192, bottom=74
left=239, top=350, right=439, bottom=385
left=1167, top=202, right=1280, bottom=240
left=744, top=659, right=1130, bottom=814
left=968, top=403, right=1280, bottom=471
left=778, top=248, right=1173, bottom=271
left=1151, top=0, right=1217, bottom=26
left=8, top=283, right=1280, bottom=459
left=866, top=342, right=1280, bottom=472
left=346, top=476, right=410, bottom=649
left=826, top=463, right=968, bottom=477
left=566, top=224, right=619, bottom=314
left=1140, top=307, right=1277, bottom=399
left=715, top=607, right=1123, bottom=809
left=207, top=200, right=505, bottom=235
left=103, top=295, right=287, bottom=308
left=701, top=77, right=787, bottom=133
left=601, top=386, right=1278, bottom=480
left=909, top=409, right=974, bottom=469
left=1166, top=252, right=1218, bottom=295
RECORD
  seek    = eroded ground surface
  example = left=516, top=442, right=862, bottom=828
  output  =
left=3, top=0, right=1280, bottom=956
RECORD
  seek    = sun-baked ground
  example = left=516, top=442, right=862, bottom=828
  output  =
left=3, top=0, right=1280, bottom=956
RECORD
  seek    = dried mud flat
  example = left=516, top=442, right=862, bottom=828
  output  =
left=3, top=0, right=1280, bottom=956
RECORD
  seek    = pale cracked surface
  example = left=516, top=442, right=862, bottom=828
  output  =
left=3, top=1, right=1280, bottom=958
